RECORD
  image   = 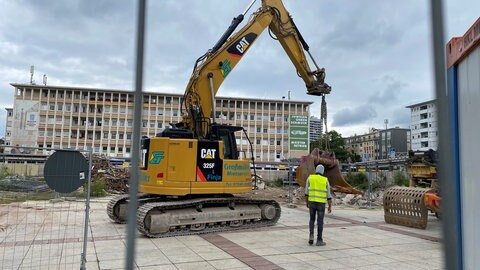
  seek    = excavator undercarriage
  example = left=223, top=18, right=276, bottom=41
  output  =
left=107, top=194, right=281, bottom=238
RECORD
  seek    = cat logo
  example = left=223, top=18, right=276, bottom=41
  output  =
left=201, top=149, right=216, bottom=159
left=235, top=36, right=250, bottom=54
left=227, top=33, right=258, bottom=58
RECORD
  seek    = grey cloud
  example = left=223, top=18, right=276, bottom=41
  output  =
left=390, top=107, right=411, bottom=129
left=332, top=104, right=377, bottom=127
left=0, top=0, right=478, bottom=138
left=368, top=76, right=408, bottom=105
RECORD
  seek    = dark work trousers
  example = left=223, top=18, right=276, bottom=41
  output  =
left=309, top=202, right=326, bottom=241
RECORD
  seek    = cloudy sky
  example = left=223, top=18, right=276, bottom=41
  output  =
left=0, top=0, right=478, bottom=138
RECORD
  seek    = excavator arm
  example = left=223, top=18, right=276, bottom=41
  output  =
left=181, top=0, right=331, bottom=138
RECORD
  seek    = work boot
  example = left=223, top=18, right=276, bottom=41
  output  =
left=308, top=234, right=314, bottom=245
left=316, top=240, right=326, bottom=246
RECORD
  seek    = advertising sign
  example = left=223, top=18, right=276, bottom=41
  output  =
left=12, top=100, right=39, bottom=146
left=289, top=115, right=309, bottom=151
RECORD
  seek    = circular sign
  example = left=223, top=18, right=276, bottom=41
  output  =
left=44, top=150, right=89, bottom=193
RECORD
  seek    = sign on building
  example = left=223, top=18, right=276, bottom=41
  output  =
left=12, top=100, right=39, bottom=147
left=289, top=115, right=309, bottom=151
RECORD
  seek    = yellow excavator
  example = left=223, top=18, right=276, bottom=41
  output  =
left=107, top=0, right=332, bottom=237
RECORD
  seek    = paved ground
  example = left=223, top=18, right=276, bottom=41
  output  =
left=0, top=197, right=444, bottom=270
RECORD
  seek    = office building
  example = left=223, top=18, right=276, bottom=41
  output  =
left=345, top=127, right=410, bottom=161
left=377, top=127, right=411, bottom=159
left=6, top=83, right=312, bottom=162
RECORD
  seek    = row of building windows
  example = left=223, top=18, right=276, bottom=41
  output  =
left=411, top=104, right=434, bottom=111
left=38, top=103, right=298, bottom=122
left=37, top=115, right=293, bottom=134
left=21, top=88, right=306, bottom=112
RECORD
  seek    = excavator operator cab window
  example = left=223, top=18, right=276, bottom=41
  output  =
left=218, top=129, right=238, bottom=160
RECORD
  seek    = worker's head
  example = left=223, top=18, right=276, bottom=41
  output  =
left=315, top=164, right=324, bottom=175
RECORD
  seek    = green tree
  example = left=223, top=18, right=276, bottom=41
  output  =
left=310, top=130, right=350, bottom=163
left=394, top=171, right=409, bottom=186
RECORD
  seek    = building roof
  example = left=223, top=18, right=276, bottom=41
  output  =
left=405, top=99, right=436, bottom=108
left=380, top=127, right=410, bottom=132
left=447, top=17, right=480, bottom=68
left=10, top=83, right=313, bottom=105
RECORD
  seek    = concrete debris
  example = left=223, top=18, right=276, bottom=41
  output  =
left=255, top=180, right=265, bottom=190
left=282, top=185, right=386, bottom=208
left=91, top=155, right=130, bottom=193
left=252, top=174, right=266, bottom=190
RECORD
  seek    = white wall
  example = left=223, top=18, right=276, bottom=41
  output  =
left=458, top=44, right=480, bottom=270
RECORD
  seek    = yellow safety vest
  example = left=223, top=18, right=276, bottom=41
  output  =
left=308, top=174, right=328, bottom=203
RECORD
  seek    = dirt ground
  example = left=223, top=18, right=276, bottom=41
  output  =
left=237, top=185, right=304, bottom=205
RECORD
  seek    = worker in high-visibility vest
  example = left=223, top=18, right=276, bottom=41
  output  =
left=305, top=164, right=332, bottom=246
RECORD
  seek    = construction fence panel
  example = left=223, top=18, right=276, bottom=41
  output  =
left=0, top=146, right=92, bottom=270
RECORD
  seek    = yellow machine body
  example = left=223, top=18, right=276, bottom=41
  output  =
left=139, top=137, right=251, bottom=196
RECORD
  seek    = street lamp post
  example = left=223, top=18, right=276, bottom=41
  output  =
left=384, top=119, right=388, bottom=159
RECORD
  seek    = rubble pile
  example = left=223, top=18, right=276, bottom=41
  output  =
left=333, top=190, right=385, bottom=208
left=91, top=155, right=130, bottom=193
left=277, top=186, right=305, bottom=204
left=280, top=186, right=386, bottom=208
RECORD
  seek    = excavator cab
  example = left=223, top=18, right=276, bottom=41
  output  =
left=209, top=124, right=243, bottom=160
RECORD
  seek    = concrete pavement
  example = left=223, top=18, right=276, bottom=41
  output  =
left=0, top=197, right=444, bottom=269
left=85, top=199, right=444, bottom=270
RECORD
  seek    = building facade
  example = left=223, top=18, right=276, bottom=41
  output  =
left=309, top=116, right=322, bottom=143
left=406, top=100, right=438, bottom=151
left=6, top=84, right=312, bottom=162
left=377, top=127, right=411, bottom=160
left=4, top=108, right=13, bottom=145
left=345, top=127, right=411, bottom=161
left=344, top=128, right=379, bottom=161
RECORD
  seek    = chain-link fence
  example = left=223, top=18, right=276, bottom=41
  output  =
left=0, top=146, right=92, bottom=270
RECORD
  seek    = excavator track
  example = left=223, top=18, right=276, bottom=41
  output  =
left=136, top=197, right=281, bottom=238
left=383, top=186, right=429, bottom=229
left=107, top=194, right=152, bottom=223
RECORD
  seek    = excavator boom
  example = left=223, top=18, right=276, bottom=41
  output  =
left=182, top=0, right=331, bottom=138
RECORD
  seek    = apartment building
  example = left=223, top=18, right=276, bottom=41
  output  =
left=309, top=116, right=322, bottom=143
left=6, top=83, right=312, bottom=162
left=344, top=128, right=379, bottom=161
left=406, top=100, right=438, bottom=151
left=345, top=127, right=410, bottom=161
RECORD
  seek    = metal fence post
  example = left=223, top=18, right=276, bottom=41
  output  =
left=80, top=149, right=93, bottom=270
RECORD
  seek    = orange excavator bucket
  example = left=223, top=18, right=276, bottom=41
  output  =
left=296, top=148, right=363, bottom=195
